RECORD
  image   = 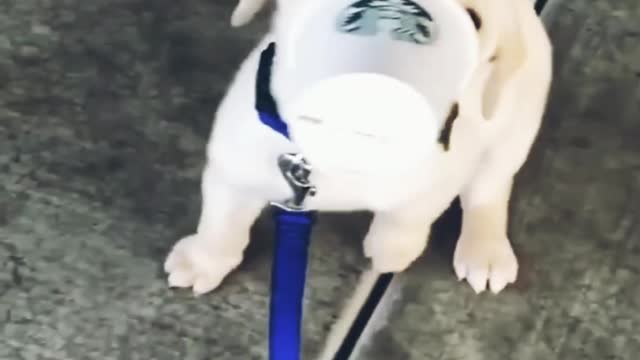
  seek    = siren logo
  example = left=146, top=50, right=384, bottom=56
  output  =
left=336, top=0, right=437, bottom=45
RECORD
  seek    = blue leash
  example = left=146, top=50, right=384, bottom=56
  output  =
left=256, top=42, right=317, bottom=360
left=269, top=208, right=315, bottom=360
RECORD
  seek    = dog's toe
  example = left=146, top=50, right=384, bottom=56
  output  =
left=453, top=235, right=518, bottom=294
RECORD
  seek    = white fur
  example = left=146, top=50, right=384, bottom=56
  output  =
left=165, top=0, right=552, bottom=295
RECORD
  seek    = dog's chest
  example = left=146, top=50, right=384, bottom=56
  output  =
left=212, top=38, right=501, bottom=213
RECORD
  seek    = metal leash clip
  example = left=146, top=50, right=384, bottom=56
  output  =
left=271, top=153, right=317, bottom=212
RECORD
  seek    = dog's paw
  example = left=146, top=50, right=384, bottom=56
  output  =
left=164, top=234, right=242, bottom=296
left=453, top=235, right=518, bottom=294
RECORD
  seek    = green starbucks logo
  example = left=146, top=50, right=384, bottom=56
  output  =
left=336, top=0, right=438, bottom=45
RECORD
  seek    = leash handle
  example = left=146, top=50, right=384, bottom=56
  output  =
left=269, top=208, right=315, bottom=360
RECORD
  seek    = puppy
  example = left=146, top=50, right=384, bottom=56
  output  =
left=164, top=0, right=552, bottom=295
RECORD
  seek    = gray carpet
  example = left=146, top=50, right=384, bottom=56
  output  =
left=1, top=0, right=639, bottom=359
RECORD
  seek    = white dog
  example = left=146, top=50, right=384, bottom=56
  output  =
left=164, top=0, right=552, bottom=295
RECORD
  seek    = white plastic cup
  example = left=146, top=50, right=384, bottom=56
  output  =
left=274, top=0, right=479, bottom=183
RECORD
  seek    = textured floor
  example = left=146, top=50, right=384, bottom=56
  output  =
left=1, top=0, right=639, bottom=360
left=0, top=1, right=367, bottom=359
left=352, top=1, right=640, bottom=359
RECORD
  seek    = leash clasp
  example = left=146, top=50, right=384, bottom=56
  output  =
left=272, top=153, right=317, bottom=212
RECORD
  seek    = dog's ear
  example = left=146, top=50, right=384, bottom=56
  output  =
left=462, top=0, right=529, bottom=120
left=231, top=0, right=268, bottom=26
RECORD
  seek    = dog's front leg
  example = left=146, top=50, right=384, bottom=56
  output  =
left=364, top=209, right=433, bottom=274
left=454, top=175, right=518, bottom=294
left=164, top=160, right=265, bottom=295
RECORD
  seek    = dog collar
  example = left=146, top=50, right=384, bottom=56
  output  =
left=255, top=42, right=291, bottom=139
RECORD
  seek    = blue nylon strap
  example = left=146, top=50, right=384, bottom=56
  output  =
left=256, top=42, right=317, bottom=360
left=269, top=208, right=315, bottom=360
